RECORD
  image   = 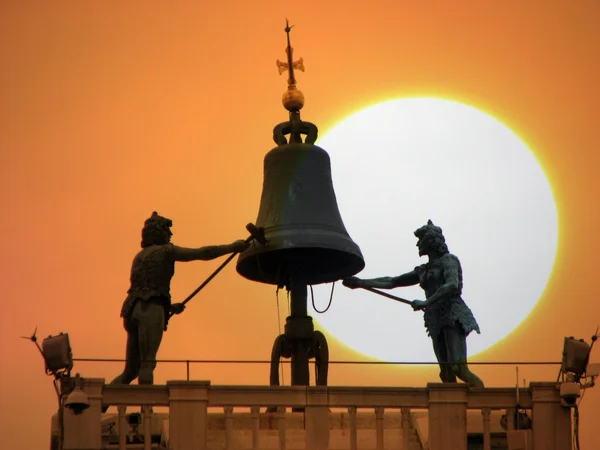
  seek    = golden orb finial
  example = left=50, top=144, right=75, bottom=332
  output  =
left=282, top=87, right=305, bottom=111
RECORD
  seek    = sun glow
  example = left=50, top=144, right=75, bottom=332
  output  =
left=309, top=98, right=558, bottom=362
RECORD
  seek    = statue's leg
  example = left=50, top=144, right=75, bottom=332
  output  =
left=103, top=319, right=140, bottom=412
left=431, top=331, right=456, bottom=383
left=445, top=323, right=484, bottom=388
left=137, top=301, right=165, bottom=385
left=110, top=318, right=141, bottom=385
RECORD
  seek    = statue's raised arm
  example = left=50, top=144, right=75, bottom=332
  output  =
left=343, top=271, right=418, bottom=290
left=171, top=240, right=248, bottom=262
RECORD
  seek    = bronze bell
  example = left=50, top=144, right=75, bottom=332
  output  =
left=236, top=122, right=365, bottom=287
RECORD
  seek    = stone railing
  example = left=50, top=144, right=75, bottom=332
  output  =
left=61, top=380, right=571, bottom=450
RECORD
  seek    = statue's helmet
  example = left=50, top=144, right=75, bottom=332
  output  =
left=141, top=211, right=173, bottom=247
left=414, top=220, right=448, bottom=255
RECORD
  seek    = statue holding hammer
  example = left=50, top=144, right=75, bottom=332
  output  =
left=344, top=220, right=484, bottom=387
left=108, top=212, right=251, bottom=388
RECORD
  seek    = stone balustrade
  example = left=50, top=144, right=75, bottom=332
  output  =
left=59, top=380, right=570, bottom=450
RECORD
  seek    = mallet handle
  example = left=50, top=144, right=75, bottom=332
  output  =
left=178, top=252, right=237, bottom=309
left=360, top=286, right=413, bottom=305
left=169, top=224, right=265, bottom=317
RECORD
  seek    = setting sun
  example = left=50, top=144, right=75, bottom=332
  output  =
left=311, top=97, right=558, bottom=361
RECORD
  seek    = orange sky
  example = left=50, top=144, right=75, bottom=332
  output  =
left=1, top=1, right=599, bottom=449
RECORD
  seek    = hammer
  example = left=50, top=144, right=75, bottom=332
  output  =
left=169, top=223, right=267, bottom=318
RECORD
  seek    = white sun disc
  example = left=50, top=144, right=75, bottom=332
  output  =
left=309, top=98, right=558, bottom=362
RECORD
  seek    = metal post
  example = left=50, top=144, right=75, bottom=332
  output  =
left=289, top=283, right=310, bottom=387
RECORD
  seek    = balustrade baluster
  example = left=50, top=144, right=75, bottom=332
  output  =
left=117, top=406, right=127, bottom=450
left=277, top=406, right=286, bottom=450
left=348, top=406, right=357, bottom=450
left=251, top=406, right=260, bottom=450
left=375, top=406, right=385, bottom=450
left=505, top=407, right=516, bottom=431
left=401, top=407, right=411, bottom=450
left=142, top=405, right=152, bottom=450
left=225, top=406, right=234, bottom=450
left=482, top=408, right=491, bottom=450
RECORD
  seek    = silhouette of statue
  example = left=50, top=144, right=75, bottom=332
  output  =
left=108, top=212, right=249, bottom=388
left=344, top=220, right=484, bottom=387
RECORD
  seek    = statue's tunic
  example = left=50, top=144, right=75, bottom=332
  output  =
left=414, top=253, right=480, bottom=339
left=120, top=244, right=175, bottom=326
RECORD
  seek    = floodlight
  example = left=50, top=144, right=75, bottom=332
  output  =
left=42, top=333, right=73, bottom=375
left=561, top=336, right=590, bottom=378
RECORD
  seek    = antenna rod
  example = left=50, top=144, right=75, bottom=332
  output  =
left=284, top=19, right=296, bottom=87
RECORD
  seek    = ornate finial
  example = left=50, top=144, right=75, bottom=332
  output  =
left=272, top=20, right=317, bottom=146
left=276, top=19, right=305, bottom=112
